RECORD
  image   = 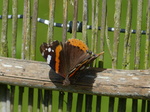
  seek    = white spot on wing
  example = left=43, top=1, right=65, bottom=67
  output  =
left=47, top=55, right=51, bottom=64
left=48, top=48, right=51, bottom=52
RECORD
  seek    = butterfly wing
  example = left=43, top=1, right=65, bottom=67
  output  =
left=40, top=40, right=63, bottom=73
left=40, top=39, right=104, bottom=86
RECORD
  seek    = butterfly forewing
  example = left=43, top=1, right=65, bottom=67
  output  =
left=62, top=39, right=91, bottom=77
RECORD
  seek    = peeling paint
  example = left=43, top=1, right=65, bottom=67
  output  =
left=2, top=63, right=12, bottom=67
left=127, top=73, right=133, bottom=76
left=15, top=66, right=23, bottom=69
left=97, top=76, right=110, bottom=79
left=0, top=59, right=2, bottom=61
left=119, top=78, right=126, bottom=81
left=132, top=77, right=139, bottom=80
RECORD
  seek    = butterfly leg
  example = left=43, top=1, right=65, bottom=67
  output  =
left=63, top=77, right=70, bottom=86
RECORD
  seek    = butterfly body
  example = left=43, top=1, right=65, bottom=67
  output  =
left=40, top=38, right=104, bottom=86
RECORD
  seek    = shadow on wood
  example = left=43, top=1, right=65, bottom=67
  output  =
left=49, top=67, right=105, bottom=87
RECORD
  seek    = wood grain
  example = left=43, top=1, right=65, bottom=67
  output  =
left=0, top=57, right=150, bottom=99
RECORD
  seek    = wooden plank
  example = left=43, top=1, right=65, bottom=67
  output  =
left=0, top=57, right=150, bottom=99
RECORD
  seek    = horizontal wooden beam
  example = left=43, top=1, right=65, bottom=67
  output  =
left=0, top=57, right=150, bottom=100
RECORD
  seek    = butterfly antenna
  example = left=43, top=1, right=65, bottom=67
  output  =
left=97, top=51, right=104, bottom=56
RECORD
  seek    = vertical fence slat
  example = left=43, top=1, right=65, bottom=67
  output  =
left=0, top=84, right=7, bottom=112
left=100, top=0, right=107, bottom=61
left=48, top=90, right=52, bottom=112
left=96, top=96, right=101, bottom=112
left=22, top=0, right=31, bottom=59
left=0, top=0, right=9, bottom=57
left=6, top=87, right=11, bottom=112
left=117, top=98, right=126, bottom=112
left=85, top=95, right=93, bottom=112
left=147, top=100, right=150, bottom=112
left=132, top=99, right=138, bottom=112
left=132, top=1, right=143, bottom=111
left=58, top=92, right=64, bottom=112
left=37, top=89, right=42, bottom=112
left=44, top=90, right=49, bottom=112
left=10, top=86, right=15, bottom=112
left=67, top=92, right=73, bottom=112
left=134, top=0, right=143, bottom=69
left=141, top=0, right=150, bottom=111
left=30, top=0, right=38, bottom=60
left=145, top=0, right=150, bottom=69
left=18, top=87, right=24, bottom=112
left=62, top=0, right=68, bottom=43
left=122, top=0, right=132, bottom=69
left=43, top=90, right=52, bottom=112
left=12, top=0, right=18, bottom=58
left=94, top=0, right=99, bottom=54
left=141, top=100, right=146, bottom=112
left=47, top=0, right=55, bottom=43
left=105, top=23, right=113, bottom=58
left=112, top=0, right=122, bottom=111
left=112, top=0, right=122, bottom=68
left=91, top=0, right=95, bottom=51
left=28, top=88, right=33, bottom=112
left=76, top=93, right=84, bottom=112
left=72, top=0, right=78, bottom=38
left=91, top=0, right=100, bottom=66
left=82, top=0, right=87, bottom=43
left=108, top=97, right=114, bottom=112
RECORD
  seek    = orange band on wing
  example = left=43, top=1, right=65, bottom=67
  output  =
left=55, top=45, right=62, bottom=73
left=68, top=39, right=88, bottom=52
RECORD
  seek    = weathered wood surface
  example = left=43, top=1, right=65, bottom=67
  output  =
left=0, top=57, right=150, bottom=99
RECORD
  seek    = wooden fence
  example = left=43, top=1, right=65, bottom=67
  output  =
left=0, top=0, right=150, bottom=112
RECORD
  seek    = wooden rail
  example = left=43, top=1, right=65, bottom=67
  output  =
left=0, top=57, right=150, bottom=100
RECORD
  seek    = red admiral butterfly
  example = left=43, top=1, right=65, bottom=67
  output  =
left=40, top=38, right=104, bottom=86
